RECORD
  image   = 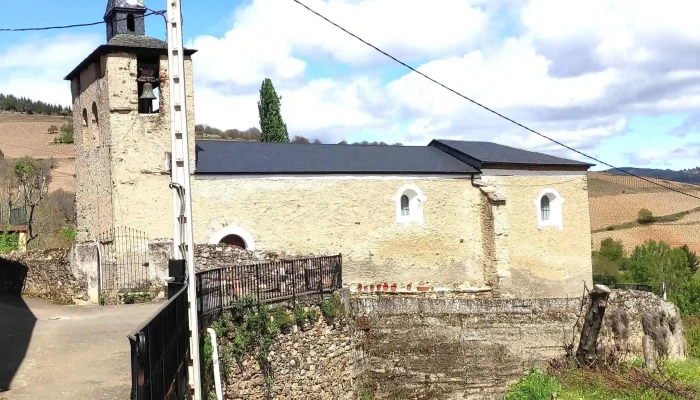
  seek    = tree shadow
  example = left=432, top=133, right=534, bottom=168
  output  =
left=0, top=258, right=36, bottom=393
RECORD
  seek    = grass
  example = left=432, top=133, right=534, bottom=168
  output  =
left=506, top=358, right=700, bottom=400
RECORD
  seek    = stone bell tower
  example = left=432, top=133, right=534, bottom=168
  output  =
left=65, top=0, right=197, bottom=242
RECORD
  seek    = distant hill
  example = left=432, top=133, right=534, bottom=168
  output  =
left=0, top=94, right=72, bottom=116
left=605, top=167, right=700, bottom=185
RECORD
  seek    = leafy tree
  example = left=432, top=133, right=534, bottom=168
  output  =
left=257, top=78, right=289, bottom=143
left=0, top=93, right=71, bottom=115
left=291, top=135, right=310, bottom=144
left=679, top=245, right=699, bottom=275
left=599, top=237, right=625, bottom=263
left=47, top=125, right=59, bottom=134
left=637, top=208, right=654, bottom=224
left=626, top=240, right=690, bottom=296
left=312, top=138, right=322, bottom=144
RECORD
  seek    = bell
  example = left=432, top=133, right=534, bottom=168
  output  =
left=140, top=83, right=157, bottom=100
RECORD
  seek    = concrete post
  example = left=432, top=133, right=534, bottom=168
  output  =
left=71, top=242, right=100, bottom=304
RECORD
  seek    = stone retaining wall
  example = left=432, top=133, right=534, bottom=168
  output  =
left=0, top=248, right=88, bottom=304
left=223, top=317, right=358, bottom=400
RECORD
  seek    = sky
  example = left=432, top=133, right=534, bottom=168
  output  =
left=1, top=0, right=700, bottom=171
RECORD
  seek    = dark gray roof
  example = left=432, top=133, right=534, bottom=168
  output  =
left=65, top=35, right=196, bottom=81
left=429, top=139, right=594, bottom=169
left=105, top=0, right=145, bottom=16
left=195, top=141, right=479, bottom=175
left=107, top=34, right=167, bottom=49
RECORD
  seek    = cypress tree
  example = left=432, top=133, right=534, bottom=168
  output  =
left=257, top=78, right=289, bottom=143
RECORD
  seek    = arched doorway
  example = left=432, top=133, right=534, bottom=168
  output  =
left=208, top=224, right=256, bottom=251
left=220, top=234, right=247, bottom=249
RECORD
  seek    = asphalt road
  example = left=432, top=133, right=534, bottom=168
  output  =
left=0, top=296, right=160, bottom=400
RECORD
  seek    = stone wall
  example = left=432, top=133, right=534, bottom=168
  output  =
left=223, top=317, right=357, bottom=400
left=602, top=289, right=686, bottom=360
left=347, top=290, right=686, bottom=399
left=0, top=248, right=88, bottom=304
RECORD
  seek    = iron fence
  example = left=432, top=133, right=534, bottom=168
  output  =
left=128, top=283, right=190, bottom=400
left=99, top=227, right=150, bottom=292
left=0, top=207, right=27, bottom=226
left=196, top=254, right=342, bottom=329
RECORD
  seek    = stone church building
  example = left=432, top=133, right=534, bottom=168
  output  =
left=66, top=0, right=594, bottom=299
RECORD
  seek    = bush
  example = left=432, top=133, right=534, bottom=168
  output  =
left=0, top=228, right=19, bottom=253
left=687, top=325, right=700, bottom=358
left=320, top=293, right=345, bottom=320
left=505, top=369, right=561, bottom=400
left=637, top=208, right=655, bottom=224
left=293, top=304, right=306, bottom=325
left=270, top=306, right=294, bottom=333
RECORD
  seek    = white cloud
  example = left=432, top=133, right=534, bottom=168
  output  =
left=626, top=145, right=700, bottom=165
left=0, top=34, right=101, bottom=106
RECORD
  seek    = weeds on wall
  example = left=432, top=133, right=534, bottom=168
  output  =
left=201, top=294, right=345, bottom=399
left=0, top=227, right=19, bottom=253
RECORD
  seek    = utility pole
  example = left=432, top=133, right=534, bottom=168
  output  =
left=166, top=1, right=201, bottom=399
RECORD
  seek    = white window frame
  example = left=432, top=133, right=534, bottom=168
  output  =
left=533, top=188, right=564, bottom=230
left=393, top=184, right=427, bottom=225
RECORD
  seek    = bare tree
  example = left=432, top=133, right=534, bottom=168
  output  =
left=13, top=157, right=51, bottom=243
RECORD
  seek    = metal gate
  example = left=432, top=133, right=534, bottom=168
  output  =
left=98, top=227, right=150, bottom=292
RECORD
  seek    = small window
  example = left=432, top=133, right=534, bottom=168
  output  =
left=534, top=189, right=564, bottom=230
left=540, top=196, right=550, bottom=221
left=394, top=184, right=427, bottom=225
left=126, top=14, right=135, bottom=32
left=91, top=102, right=99, bottom=126
left=81, top=109, right=88, bottom=127
left=400, top=195, right=409, bottom=216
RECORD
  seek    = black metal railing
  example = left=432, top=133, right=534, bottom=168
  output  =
left=196, top=254, right=342, bottom=329
left=128, top=283, right=190, bottom=400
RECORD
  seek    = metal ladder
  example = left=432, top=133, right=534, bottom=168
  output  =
left=166, top=1, right=201, bottom=398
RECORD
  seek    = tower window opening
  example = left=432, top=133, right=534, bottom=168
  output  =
left=137, top=57, right=161, bottom=114
left=126, top=14, right=135, bottom=32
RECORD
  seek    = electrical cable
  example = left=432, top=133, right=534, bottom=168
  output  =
left=0, top=11, right=164, bottom=32
left=290, top=0, right=700, bottom=201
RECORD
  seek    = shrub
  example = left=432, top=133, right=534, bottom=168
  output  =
left=687, top=326, right=700, bottom=358
left=505, top=369, right=561, bottom=400
left=270, top=306, right=294, bottom=333
left=0, top=228, right=19, bottom=253
left=293, top=304, right=306, bottom=325
left=320, top=293, right=345, bottom=320
left=637, top=208, right=655, bottom=224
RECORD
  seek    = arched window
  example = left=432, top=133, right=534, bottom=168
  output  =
left=81, top=108, right=88, bottom=127
left=534, top=189, right=564, bottom=230
left=126, top=14, right=135, bottom=32
left=393, top=184, right=427, bottom=225
left=400, top=195, right=409, bottom=216
left=540, top=196, right=550, bottom=221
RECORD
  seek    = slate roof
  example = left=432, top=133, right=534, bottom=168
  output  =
left=105, top=0, right=146, bottom=16
left=195, top=141, right=479, bottom=175
left=429, top=139, right=594, bottom=169
left=64, top=35, right=196, bottom=81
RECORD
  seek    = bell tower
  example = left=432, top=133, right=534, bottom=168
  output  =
left=64, top=0, right=197, bottom=242
left=105, top=0, right=147, bottom=41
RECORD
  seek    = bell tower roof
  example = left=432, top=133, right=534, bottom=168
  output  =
left=105, top=0, right=146, bottom=17
left=104, top=0, right=147, bottom=41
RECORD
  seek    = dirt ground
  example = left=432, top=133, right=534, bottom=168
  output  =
left=0, top=296, right=160, bottom=400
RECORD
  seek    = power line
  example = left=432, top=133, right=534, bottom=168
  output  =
left=290, top=0, right=700, bottom=201
left=0, top=11, right=163, bottom=32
